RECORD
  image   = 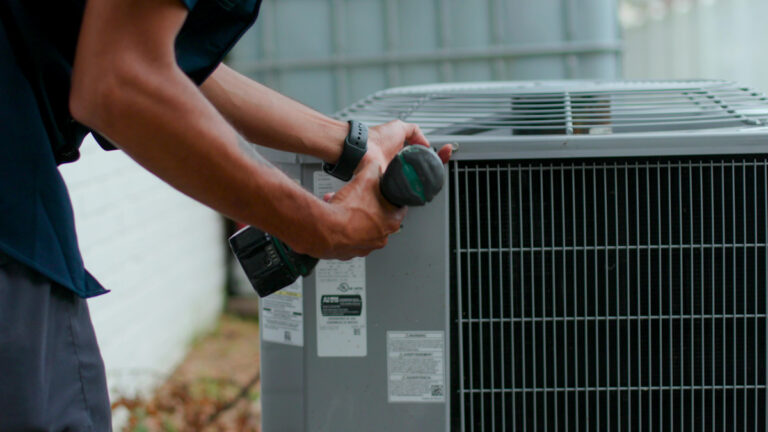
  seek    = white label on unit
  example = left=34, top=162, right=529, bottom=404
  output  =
left=260, top=278, right=304, bottom=347
left=313, top=171, right=367, bottom=357
left=387, top=331, right=445, bottom=403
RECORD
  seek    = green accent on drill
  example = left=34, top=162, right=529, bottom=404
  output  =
left=297, top=262, right=310, bottom=275
left=273, top=238, right=299, bottom=277
left=398, top=153, right=426, bottom=203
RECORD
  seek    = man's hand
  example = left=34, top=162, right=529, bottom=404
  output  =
left=323, top=119, right=453, bottom=202
left=309, top=120, right=453, bottom=260
left=362, top=120, right=453, bottom=176
left=308, top=160, right=406, bottom=260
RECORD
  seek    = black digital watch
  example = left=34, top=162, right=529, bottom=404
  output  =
left=323, top=120, right=368, bottom=181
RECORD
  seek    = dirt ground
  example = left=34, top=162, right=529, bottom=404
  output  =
left=114, top=302, right=262, bottom=432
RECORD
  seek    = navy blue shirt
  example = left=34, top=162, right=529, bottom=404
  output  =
left=0, top=0, right=261, bottom=298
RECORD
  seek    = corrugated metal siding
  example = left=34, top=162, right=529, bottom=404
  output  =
left=229, top=0, right=621, bottom=114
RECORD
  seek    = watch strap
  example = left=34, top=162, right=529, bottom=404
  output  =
left=323, top=120, right=368, bottom=181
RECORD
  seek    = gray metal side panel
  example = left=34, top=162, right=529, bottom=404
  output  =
left=260, top=318, right=305, bottom=431
left=302, top=164, right=450, bottom=431
left=259, top=160, right=305, bottom=432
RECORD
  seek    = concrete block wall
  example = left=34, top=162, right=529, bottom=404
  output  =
left=59, top=135, right=227, bottom=399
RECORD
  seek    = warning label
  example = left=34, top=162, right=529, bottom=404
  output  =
left=260, top=278, right=303, bottom=347
left=387, top=331, right=445, bottom=403
left=314, top=171, right=367, bottom=357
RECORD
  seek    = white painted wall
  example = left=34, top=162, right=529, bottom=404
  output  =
left=59, top=135, right=227, bottom=399
left=622, top=0, right=768, bottom=92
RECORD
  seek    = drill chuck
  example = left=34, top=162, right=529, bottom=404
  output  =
left=380, top=145, right=445, bottom=206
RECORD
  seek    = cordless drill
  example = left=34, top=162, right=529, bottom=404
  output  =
left=229, top=144, right=445, bottom=298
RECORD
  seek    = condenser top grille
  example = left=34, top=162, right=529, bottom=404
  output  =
left=336, top=80, right=768, bottom=137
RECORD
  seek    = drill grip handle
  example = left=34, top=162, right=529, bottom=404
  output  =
left=380, top=145, right=445, bottom=207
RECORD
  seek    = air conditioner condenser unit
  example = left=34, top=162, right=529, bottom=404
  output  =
left=258, top=80, right=768, bottom=431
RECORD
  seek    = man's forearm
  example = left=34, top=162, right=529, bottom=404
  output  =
left=78, top=69, right=333, bottom=253
left=200, top=64, right=348, bottom=163
left=70, top=0, right=337, bottom=255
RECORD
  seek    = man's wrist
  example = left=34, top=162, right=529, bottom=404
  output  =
left=319, top=119, right=350, bottom=164
left=323, top=120, right=368, bottom=181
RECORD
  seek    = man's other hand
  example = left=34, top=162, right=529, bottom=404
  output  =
left=313, top=120, right=453, bottom=260
left=316, top=159, right=406, bottom=260
left=362, top=120, right=453, bottom=176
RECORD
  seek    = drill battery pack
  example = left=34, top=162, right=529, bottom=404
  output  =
left=228, top=226, right=315, bottom=297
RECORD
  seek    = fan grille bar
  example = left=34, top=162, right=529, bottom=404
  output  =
left=339, top=81, right=768, bottom=136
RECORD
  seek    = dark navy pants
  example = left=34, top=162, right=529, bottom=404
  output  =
left=0, top=253, right=112, bottom=431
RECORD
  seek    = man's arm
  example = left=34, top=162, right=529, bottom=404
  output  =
left=200, top=64, right=452, bottom=172
left=69, top=0, right=403, bottom=259
left=200, top=64, right=351, bottom=163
